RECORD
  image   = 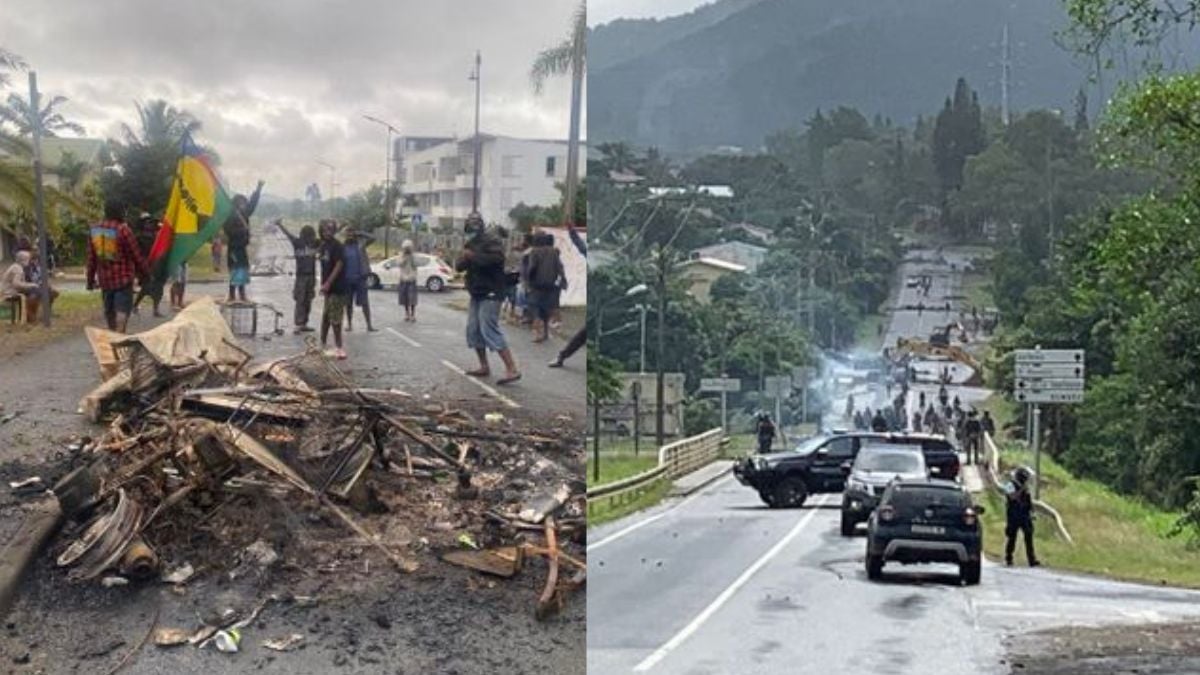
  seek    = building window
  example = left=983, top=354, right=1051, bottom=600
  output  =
left=545, top=156, right=557, bottom=177
left=502, top=155, right=521, bottom=178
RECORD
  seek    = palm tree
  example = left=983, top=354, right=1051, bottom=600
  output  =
left=530, top=1, right=585, bottom=227
left=1, top=92, right=85, bottom=137
left=0, top=47, right=25, bottom=89
left=121, top=99, right=200, bottom=147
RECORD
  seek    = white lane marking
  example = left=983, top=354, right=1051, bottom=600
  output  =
left=440, top=359, right=521, bottom=409
left=386, top=327, right=421, bottom=348
left=633, top=494, right=830, bottom=672
left=587, top=474, right=732, bottom=553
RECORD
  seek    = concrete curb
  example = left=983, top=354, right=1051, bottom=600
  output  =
left=669, top=462, right=732, bottom=498
left=0, top=497, right=63, bottom=619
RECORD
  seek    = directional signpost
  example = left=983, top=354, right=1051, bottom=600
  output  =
left=700, top=377, right=741, bottom=433
left=1012, top=348, right=1085, bottom=498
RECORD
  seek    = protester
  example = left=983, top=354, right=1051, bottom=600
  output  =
left=169, top=262, right=188, bottom=310
left=525, top=231, right=564, bottom=343
left=396, top=239, right=419, bottom=322
left=132, top=213, right=165, bottom=317
left=223, top=180, right=264, bottom=302
left=911, top=411, right=923, bottom=433
left=317, top=219, right=348, bottom=359
left=981, top=410, right=996, bottom=437
left=341, top=228, right=377, bottom=332
left=871, top=409, right=888, bottom=432
left=277, top=220, right=319, bottom=333
left=964, top=410, right=983, bottom=464
left=1005, top=467, right=1040, bottom=567
left=87, top=199, right=149, bottom=333
left=210, top=236, right=223, bottom=272
left=2, top=251, right=57, bottom=323
left=455, top=213, right=521, bottom=384
left=550, top=224, right=587, bottom=367
left=755, top=412, right=776, bottom=453
left=517, top=232, right=534, bottom=325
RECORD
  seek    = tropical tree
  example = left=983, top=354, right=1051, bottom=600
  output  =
left=530, top=1, right=585, bottom=226
left=122, top=99, right=200, bottom=147
left=0, top=92, right=85, bottom=137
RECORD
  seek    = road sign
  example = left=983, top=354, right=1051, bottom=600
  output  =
left=791, top=366, right=816, bottom=385
left=1014, top=349, right=1084, bottom=364
left=1015, top=363, right=1084, bottom=379
left=1015, top=390, right=1084, bottom=404
left=764, top=376, right=792, bottom=397
left=699, top=377, right=740, bottom=393
left=1016, top=378, right=1085, bottom=390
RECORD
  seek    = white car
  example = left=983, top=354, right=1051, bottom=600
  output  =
left=367, top=253, right=456, bottom=292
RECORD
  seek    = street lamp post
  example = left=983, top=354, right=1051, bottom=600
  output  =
left=468, top=51, right=482, bottom=214
left=363, top=115, right=400, bottom=258
left=316, top=160, right=336, bottom=218
left=591, top=283, right=648, bottom=484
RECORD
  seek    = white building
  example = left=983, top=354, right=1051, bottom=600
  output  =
left=397, top=134, right=586, bottom=231
left=691, top=241, right=769, bottom=274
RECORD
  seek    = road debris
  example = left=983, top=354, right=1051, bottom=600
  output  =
left=41, top=296, right=583, bottom=628
left=8, top=476, right=42, bottom=490
left=152, top=628, right=191, bottom=647
left=262, top=633, right=305, bottom=652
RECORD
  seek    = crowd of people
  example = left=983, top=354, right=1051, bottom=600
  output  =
left=847, top=386, right=995, bottom=465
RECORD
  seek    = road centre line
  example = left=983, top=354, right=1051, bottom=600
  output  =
left=439, top=360, right=521, bottom=409
left=587, top=474, right=732, bottom=553
left=386, top=327, right=422, bottom=348
left=633, top=493, right=830, bottom=672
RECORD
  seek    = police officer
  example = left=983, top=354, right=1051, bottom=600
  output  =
left=964, top=410, right=982, bottom=464
left=1005, top=467, right=1040, bottom=567
left=755, top=412, right=776, bottom=454
left=870, top=409, right=888, bottom=432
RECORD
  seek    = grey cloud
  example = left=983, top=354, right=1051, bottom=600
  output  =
left=1, top=0, right=579, bottom=197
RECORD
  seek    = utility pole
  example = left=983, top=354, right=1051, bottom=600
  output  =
left=29, top=72, right=50, bottom=327
left=469, top=51, right=482, bottom=214
left=654, top=248, right=669, bottom=449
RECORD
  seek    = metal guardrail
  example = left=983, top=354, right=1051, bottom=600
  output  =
left=982, top=432, right=1074, bottom=544
left=587, top=428, right=724, bottom=516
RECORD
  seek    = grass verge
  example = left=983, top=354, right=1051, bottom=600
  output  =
left=0, top=291, right=100, bottom=359
left=978, top=444, right=1200, bottom=587
left=587, top=478, right=672, bottom=528
left=587, top=452, right=658, bottom=486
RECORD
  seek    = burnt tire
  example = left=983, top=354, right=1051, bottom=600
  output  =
left=840, top=510, right=856, bottom=536
left=773, top=476, right=808, bottom=508
left=866, top=553, right=884, bottom=580
left=961, top=559, right=981, bottom=586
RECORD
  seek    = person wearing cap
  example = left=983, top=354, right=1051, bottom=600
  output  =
left=455, top=213, right=520, bottom=385
left=1005, top=467, right=1040, bottom=567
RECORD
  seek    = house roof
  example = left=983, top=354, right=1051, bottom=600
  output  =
left=39, top=137, right=106, bottom=169
left=693, top=241, right=768, bottom=256
left=677, top=257, right=747, bottom=273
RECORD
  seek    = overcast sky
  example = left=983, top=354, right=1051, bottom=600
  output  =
left=588, top=0, right=711, bottom=26
left=0, top=0, right=580, bottom=199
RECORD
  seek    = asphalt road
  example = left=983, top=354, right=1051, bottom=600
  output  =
left=585, top=249, right=1200, bottom=675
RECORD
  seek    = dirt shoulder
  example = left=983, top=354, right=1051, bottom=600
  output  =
left=1006, top=621, right=1200, bottom=674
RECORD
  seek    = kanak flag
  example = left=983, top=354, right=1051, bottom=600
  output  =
left=147, top=133, right=233, bottom=284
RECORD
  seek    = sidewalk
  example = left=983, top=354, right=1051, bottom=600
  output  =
left=670, top=459, right=733, bottom=497
left=961, top=463, right=986, bottom=493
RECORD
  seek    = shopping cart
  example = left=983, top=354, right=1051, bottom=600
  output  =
left=219, top=301, right=285, bottom=338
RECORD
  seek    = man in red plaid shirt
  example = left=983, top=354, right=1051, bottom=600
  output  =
left=87, top=200, right=149, bottom=333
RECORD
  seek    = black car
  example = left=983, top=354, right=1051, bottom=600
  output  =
left=864, top=478, right=983, bottom=585
left=733, top=432, right=960, bottom=508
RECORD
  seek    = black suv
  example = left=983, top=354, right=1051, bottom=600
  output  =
left=733, top=432, right=959, bottom=508
left=864, top=478, right=983, bottom=585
